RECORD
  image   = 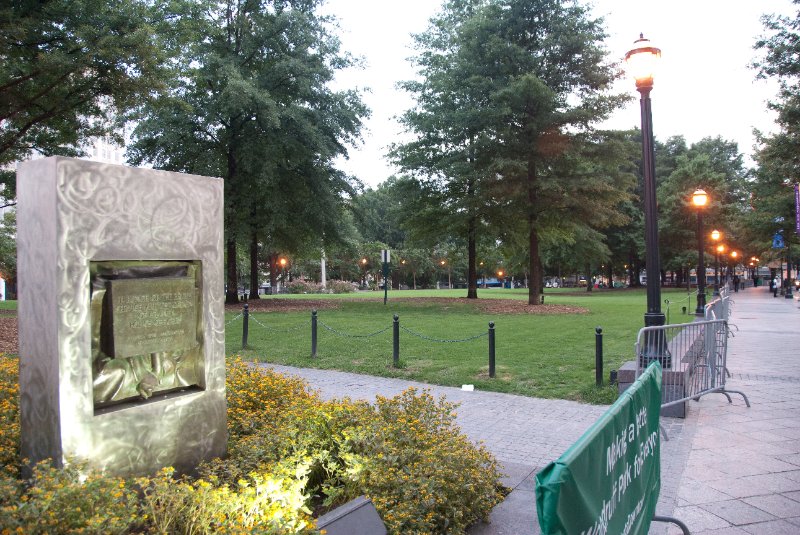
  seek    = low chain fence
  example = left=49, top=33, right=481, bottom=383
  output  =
left=230, top=304, right=499, bottom=378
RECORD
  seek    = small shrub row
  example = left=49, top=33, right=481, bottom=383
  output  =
left=285, top=280, right=356, bottom=294
left=0, top=355, right=503, bottom=534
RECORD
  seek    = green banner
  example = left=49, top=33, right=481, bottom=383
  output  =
left=535, top=362, right=662, bottom=535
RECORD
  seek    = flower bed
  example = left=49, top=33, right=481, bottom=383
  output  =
left=0, top=355, right=502, bottom=534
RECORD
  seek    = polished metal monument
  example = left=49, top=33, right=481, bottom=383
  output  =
left=17, top=157, right=226, bottom=476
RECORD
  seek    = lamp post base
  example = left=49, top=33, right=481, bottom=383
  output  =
left=641, top=312, right=669, bottom=368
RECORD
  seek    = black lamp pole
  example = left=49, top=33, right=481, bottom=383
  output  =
left=627, top=34, right=666, bottom=365
left=639, top=85, right=664, bottom=330
left=714, top=248, right=721, bottom=296
left=695, top=209, right=707, bottom=315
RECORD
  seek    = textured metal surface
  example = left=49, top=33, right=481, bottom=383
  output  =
left=18, top=156, right=226, bottom=477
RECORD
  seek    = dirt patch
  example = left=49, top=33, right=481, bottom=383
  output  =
left=225, top=299, right=341, bottom=313
left=474, top=299, right=588, bottom=315
left=388, top=297, right=588, bottom=315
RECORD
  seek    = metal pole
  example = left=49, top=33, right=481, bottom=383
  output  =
left=638, top=84, right=667, bottom=363
left=488, top=322, right=496, bottom=378
left=311, top=309, right=317, bottom=357
left=393, top=314, right=400, bottom=367
left=242, top=303, right=249, bottom=349
left=786, top=241, right=793, bottom=298
left=695, top=211, right=707, bottom=315
left=383, top=261, right=389, bottom=305
left=713, top=250, right=720, bottom=296
left=595, top=327, right=603, bottom=387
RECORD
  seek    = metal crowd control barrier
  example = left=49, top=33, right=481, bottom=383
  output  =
left=704, top=292, right=732, bottom=321
left=634, top=319, right=750, bottom=411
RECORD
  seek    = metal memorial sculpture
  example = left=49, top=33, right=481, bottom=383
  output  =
left=17, top=157, right=226, bottom=477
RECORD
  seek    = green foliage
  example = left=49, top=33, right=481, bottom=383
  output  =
left=747, top=2, right=800, bottom=263
left=327, top=280, right=357, bottom=294
left=127, top=0, right=368, bottom=304
left=0, top=0, right=168, bottom=194
left=286, top=280, right=323, bottom=294
left=395, top=0, right=634, bottom=303
left=0, top=355, right=502, bottom=534
left=359, top=389, right=502, bottom=534
left=1, top=461, right=141, bottom=534
left=0, top=212, right=15, bottom=289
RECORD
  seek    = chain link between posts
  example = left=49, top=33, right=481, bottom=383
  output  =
left=317, top=320, right=392, bottom=338
left=400, top=325, right=487, bottom=343
left=249, top=314, right=307, bottom=333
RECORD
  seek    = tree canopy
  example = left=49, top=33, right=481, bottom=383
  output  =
left=127, top=0, right=368, bottom=303
left=0, top=0, right=168, bottom=198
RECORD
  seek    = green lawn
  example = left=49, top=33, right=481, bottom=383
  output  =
left=227, top=287, right=701, bottom=403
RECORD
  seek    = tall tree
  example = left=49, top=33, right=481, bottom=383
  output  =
left=481, top=0, right=631, bottom=304
left=0, top=0, right=167, bottom=198
left=393, top=0, right=499, bottom=300
left=128, top=0, right=367, bottom=304
left=750, top=1, right=800, bottom=270
left=396, top=0, right=631, bottom=305
left=0, top=211, right=16, bottom=298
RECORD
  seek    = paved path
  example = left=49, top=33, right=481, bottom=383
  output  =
left=261, top=287, right=800, bottom=534
left=662, top=288, right=800, bottom=534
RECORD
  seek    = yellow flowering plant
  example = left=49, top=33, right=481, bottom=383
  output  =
left=0, top=355, right=502, bottom=534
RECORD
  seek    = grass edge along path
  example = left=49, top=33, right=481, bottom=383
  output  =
left=226, top=288, right=700, bottom=404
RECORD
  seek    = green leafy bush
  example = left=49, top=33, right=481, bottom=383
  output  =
left=326, top=280, right=356, bottom=294
left=286, top=281, right=323, bottom=294
left=0, top=355, right=503, bottom=534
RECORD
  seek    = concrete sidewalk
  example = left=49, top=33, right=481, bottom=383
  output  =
left=262, top=287, right=800, bottom=534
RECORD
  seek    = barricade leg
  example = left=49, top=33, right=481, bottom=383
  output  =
left=653, top=515, right=691, bottom=535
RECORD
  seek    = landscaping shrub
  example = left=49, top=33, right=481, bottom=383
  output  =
left=326, top=280, right=356, bottom=294
left=286, top=280, right=323, bottom=294
left=0, top=355, right=503, bottom=534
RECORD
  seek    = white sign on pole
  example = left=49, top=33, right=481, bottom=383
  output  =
left=382, top=249, right=390, bottom=263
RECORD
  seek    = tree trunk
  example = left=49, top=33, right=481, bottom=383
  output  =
left=224, top=126, right=239, bottom=305
left=225, top=237, right=239, bottom=304
left=467, top=216, right=478, bottom=298
left=248, top=232, right=259, bottom=301
left=586, top=263, right=592, bottom=292
left=527, top=160, right=543, bottom=305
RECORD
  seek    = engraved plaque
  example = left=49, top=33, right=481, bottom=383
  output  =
left=106, top=277, right=198, bottom=358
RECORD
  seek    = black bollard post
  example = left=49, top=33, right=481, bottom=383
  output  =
left=595, top=327, right=603, bottom=387
left=488, top=322, right=496, bottom=378
left=242, top=303, right=249, bottom=349
left=393, top=315, right=400, bottom=367
left=311, top=309, right=317, bottom=358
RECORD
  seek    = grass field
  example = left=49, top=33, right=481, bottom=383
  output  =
left=226, top=287, right=702, bottom=404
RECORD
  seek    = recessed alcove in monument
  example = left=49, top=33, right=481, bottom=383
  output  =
left=91, top=260, right=205, bottom=412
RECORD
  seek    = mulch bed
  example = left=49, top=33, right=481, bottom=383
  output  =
left=387, top=297, right=588, bottom=315
left=225, top=299, right=342, bottom=313
left=0, top=316, right=18, bottom=354
left=227, top=296, right=587, bottom=315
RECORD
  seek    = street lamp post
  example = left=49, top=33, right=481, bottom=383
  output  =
left=279, top=257, right=288, bottom=293
left=360, top=257, right=368, bottom=289
left=710, top=230, right=722, bottom=296
left=626, top=35, right=666, bottom=355
left=692, top=189, right=709, bottom=315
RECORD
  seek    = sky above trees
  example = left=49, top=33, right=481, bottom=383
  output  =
left=323, top=0, right=797, bottom=187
